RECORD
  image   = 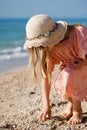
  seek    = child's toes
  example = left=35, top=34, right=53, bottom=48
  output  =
left=60, top=113, right=72, bottom=120
left=68, top=116, right=82, bottom=124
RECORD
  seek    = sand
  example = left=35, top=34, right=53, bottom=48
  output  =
left=0, top=66, right=87, bottom=130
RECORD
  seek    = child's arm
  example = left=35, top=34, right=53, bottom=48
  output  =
left=39, top=75, right=51, bottom=121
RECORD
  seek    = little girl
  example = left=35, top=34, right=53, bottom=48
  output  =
left=24, top=14, right=87, bottom=124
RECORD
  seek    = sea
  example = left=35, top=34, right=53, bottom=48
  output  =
left=0, top=18, right=87, bottom=72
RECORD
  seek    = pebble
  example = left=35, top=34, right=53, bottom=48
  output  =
left=0, top=84, right=87, bottom=130
left=29, top=92, right=35, bottom=95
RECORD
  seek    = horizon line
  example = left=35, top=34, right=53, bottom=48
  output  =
left=0, top=17, right=87, bottom=19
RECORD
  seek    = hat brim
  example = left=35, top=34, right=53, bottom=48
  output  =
left=24, top=21, right=67, bottom=49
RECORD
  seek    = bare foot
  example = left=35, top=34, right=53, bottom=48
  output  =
left=61, top=100, right=73, bottom=120
left=68, top=101, right=83, bottom=124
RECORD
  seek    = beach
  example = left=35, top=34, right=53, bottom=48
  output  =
left=0, top=18, right=87, bottom=130
left=0, top=58, right=87, bottom=130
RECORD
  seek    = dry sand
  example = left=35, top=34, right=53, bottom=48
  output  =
left=0, top=66, right=87, bottom=130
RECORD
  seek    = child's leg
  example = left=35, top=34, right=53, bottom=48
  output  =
left=61, top=98, right=73, bottom=119
left=68, top=100, right=83, bottom=124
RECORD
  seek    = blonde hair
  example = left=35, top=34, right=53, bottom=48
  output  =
left=27, top=46, right=51, bottom=85
left=27, top=24, right=81, bottom=86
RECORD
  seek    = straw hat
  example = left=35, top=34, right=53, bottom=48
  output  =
left=24, top=14, right=67, bottom=49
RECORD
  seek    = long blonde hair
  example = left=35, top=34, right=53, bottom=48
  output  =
left=27, top=46, right=51, bottom=85
left=27, top=24, right=80, bottom=85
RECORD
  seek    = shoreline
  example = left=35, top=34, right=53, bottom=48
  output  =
left=0, top=56, right=29, bottom=74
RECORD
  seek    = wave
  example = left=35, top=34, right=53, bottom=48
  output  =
left=0, top=47, right=28, bottom=61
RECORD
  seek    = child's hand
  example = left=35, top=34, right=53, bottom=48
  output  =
left=39, top=106, right=51, bottom=121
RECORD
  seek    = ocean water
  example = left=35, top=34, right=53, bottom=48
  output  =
left=0, top=18, right=87, bottom=61
left=0, top=18, right=28, bottom=61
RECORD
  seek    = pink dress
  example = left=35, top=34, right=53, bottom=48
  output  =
left=48, top=25, right=87, bottom=102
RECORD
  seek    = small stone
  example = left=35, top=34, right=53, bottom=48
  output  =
left=51, top=125, right=57, bottom=129
left=30, top=92, right=35, bottom=95
left=51, top=103, right=56, bottom=107
left=12, top=124, right=17, bottom=128
left=1, top=100, right=4, bottom=102
left=4, top=123, right=17, bottom=129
